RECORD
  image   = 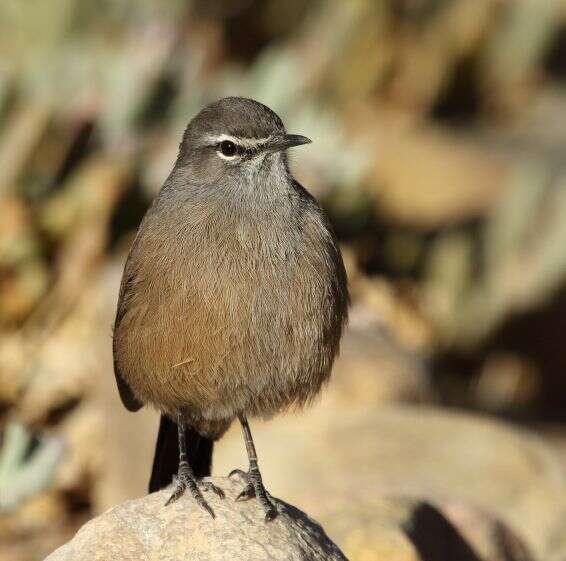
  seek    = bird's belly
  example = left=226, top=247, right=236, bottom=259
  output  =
left=119, top=260, right=338, bottom=421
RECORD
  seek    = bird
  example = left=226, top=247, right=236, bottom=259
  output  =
left=112, top=96, right=349, bottom=520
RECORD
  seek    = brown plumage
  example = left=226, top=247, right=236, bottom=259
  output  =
left=112, top=97, right=348, bottom=519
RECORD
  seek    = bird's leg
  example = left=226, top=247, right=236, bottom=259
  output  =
left=165, top=414, right=223, bottom=518
left=229, top=414, right=277, bottom=521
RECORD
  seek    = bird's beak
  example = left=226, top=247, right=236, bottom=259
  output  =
left=266, top=134, right=312, bottom=152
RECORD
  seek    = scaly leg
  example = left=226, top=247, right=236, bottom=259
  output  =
left=165, top=414, right=224, bottom=518
left=229, top=414, right=277, bottom=521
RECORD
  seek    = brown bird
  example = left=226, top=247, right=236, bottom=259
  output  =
left=112, top=97, right=349, bottom=520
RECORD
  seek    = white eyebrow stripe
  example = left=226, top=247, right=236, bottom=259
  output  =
left=205, top=133, right=273, bottom=149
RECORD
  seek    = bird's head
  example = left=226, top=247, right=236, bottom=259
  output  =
left=174, top=97, right=311, bottom=189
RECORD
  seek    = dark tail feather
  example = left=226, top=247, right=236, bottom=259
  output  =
left=148, top=414, right=213, bottom=493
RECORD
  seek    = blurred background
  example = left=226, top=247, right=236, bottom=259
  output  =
left=2, top=0, right=566, bottom=559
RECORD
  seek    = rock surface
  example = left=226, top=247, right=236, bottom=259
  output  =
left=44, top=477, right=348, bottom=561
left=44, top=479, right=538, bottom=561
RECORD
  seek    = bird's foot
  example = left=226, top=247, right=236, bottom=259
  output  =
left=229, top=468, right=278, bottom=521
left=165, top=462, right=224, bottom=518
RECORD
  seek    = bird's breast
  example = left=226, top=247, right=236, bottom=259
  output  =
left=115, top=197, right=345, bottom=419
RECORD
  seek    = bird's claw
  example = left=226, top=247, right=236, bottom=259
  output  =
left=235, top=483, right=255, bottom=501
left=200, top=480, right=225, bottom=499
left=228, top=468, right=248, bottom=481
left=264, top=507, right=278, bottom=522
left=229, top=468, right=278, bottom=521
left=229, top=468, right=254, bottom=501
left=165, top=470, right=224, bottom=518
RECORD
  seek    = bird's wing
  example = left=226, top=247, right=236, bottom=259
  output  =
left=113, top=358, right=143, bottom=411
left=112, top=263, right=143, bottom=412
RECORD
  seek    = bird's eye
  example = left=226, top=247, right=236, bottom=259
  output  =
left=219, top=140, right=237, bottom=157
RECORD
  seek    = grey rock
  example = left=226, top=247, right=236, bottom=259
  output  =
left=44, top=476, right=348, bottom=561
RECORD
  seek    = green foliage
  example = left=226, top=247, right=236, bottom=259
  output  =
left=0, top=423, right=64, bottom=511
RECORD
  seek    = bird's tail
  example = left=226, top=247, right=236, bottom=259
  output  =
left=148, top=414, right=214, bottom=493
